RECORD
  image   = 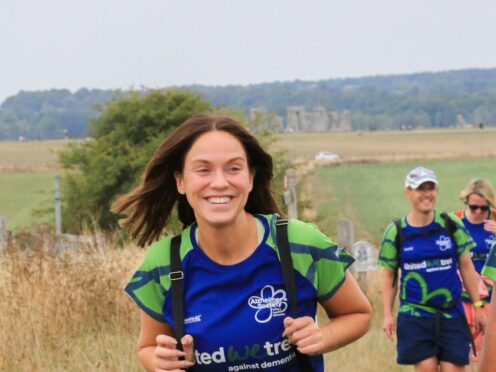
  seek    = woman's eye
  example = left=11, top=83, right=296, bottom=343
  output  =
left=228, top=166, right=241, bottom=172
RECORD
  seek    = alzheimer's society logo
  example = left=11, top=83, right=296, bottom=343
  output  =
left=248, top=285, right=288, bottom=323
left=436, top=235, right=452, bottom=251
left=486, top=235, right=495, bottom=249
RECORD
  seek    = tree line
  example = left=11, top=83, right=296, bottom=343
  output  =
left=2, top=68, right=496, bottom=140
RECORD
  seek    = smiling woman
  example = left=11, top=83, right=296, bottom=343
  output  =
left=111, top=113, right=372, bottom=372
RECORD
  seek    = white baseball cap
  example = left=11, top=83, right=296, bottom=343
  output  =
left=405, top=166, right=438, bottom=189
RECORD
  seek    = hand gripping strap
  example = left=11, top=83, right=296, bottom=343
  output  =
left=275, top=218, right=314, bottom=372
left=169, top=235, right=185, bottom=355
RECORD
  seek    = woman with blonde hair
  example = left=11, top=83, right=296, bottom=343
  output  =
left=454, top=178, right=496, bottom=367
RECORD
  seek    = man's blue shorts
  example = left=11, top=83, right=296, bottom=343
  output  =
left=396, top=313, right=471, bottom=366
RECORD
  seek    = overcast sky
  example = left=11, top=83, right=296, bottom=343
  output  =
left=1, top=0, right=495, bottom=103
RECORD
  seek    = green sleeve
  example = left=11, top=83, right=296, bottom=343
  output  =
left=124, top=237, right=172, bottom=322
left=482, top=242, right=496, bottom=281
left=378, top=222, right=398, bottom=271
left=283, top=218, right=354, bottom=301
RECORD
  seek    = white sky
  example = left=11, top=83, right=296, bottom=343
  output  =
left=1, top=0, right=495, bottom=103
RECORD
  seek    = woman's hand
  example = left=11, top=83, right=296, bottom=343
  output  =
left=154, top=334, right=195, bottom=372
left=484, top=219, right=496, bottom=235
left=282, top=316, right=324, bottom=355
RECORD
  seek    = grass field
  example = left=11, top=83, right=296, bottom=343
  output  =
left=0, top=139, right=68, bottom=171
left=0, top=171, right=59, bottom=229
left=0, top=140, right=69, bottom=229
left=278, top=127, right=496, bottom=162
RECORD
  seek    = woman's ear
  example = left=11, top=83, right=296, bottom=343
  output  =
left=174, top=171, right=185, bottom=195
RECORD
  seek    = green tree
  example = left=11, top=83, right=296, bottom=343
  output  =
left=59, top=89, right=212, bottom=233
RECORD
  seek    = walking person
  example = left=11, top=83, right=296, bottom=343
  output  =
left=379, top=166, right=486, bottom=371
left=479, top=242, right=496, bottom=372
left=114, top=114, right=372, bottom=372
left=454, top=179, right=496, bottom=368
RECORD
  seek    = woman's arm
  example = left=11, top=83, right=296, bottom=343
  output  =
left=283, top=271, right=372, bottom=355
left=137, top=310, right=194, bottom=371
left=479, top=288, right=496, bottom=372
left=459, top=252, right=486, bottom=330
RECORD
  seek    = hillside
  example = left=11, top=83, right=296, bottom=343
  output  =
left=1, top=68, right=496, bottom=140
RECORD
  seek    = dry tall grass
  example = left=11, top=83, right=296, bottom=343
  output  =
left=0, top=231, right=408, bottom=372
left=0, top=233, right=144, bottom=371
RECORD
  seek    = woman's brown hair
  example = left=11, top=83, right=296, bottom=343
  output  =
left=111, top=113, right=282, bottom=247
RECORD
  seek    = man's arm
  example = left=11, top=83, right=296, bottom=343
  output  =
left=382, top=267, right=398, bottom=340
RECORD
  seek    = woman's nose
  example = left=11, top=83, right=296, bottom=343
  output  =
left=210, top=170, right=229, bottom=187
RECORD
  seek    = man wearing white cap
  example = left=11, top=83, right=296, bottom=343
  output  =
left=379, top=166, right=486, bottom=371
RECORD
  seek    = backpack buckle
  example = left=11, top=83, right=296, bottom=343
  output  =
left=168, top=271, right=184, bottom=281
left=275, top=219, right=289, bottom=226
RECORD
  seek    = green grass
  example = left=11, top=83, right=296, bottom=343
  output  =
left=0, top=171, right=59, bottom=229
left=313, top=158, right=496, bottom=245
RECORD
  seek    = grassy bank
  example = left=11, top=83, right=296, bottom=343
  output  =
left=0, top=171, right=59, bottom=229
left=310, top=157, right=496, bottom=244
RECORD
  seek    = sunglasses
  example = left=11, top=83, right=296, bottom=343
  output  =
left=468, top=204, right=490, bottom=212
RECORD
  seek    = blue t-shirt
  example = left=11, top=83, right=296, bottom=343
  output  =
left=460, top=212, right=496, bottom=273
left=379, top=211, right=475, bottom=318
left=125, top=214, right=353, bottom=372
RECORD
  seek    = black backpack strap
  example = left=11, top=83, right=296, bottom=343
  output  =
left=275, top=218, right=314, bottom=372
left=169, top=235, right=185, bottom=354
left=275, top=219, right=298, bottom=316
left=440, top=212, right=457, bottom=242
left=392, top=218, right=402, bottom=288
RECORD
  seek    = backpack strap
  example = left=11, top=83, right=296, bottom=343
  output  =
left=169, top=235, right=185, bottom=355
left=275, top=218, right=314, bottom=372
left=440, top=212, right=457, bottom=243
left=392, top=218, right=403, bottom=288
left=275, top=219, right=299, bottom=316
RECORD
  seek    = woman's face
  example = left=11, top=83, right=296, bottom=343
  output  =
left=175, top=130, right=254, bottom=228
left=466, top=193, right=490, bottom=222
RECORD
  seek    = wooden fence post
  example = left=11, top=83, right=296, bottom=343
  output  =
left=0, top=217, right=6, bottom=251
left=337, top=219, right=355, bottom=276
left=284, top=168, right=298, bottom=219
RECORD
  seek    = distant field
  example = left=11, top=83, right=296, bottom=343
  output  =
left=277, top=127, right=496, bottom=162
left=0, top=139, right=69, bottom=171
left=2, top=128, right=494, bottom=170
